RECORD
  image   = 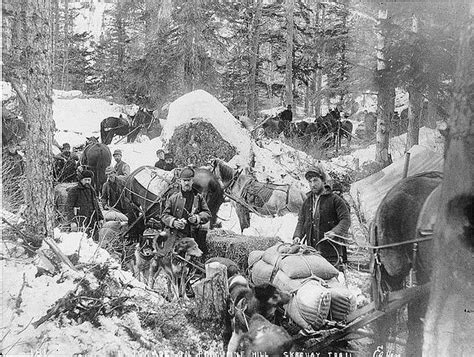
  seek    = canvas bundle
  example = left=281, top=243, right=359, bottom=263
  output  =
left=261, top=243, right=339, bottom=280
left=286, top=279, right=331, bottom=330
left=324, top=278, right=357, bottom=322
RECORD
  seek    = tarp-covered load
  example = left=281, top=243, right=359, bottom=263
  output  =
left=351, top=145, right=443, bottom=222
left=132, top=166, right=175, bottom=197
left=249, top=243, right=356, bottom=330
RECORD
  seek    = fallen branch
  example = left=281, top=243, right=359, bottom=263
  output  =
left=1, top=217, right=77, bottom=271
left=32, top=290, right=76, bottom=328
left=15, top=273, right=28, bottom=310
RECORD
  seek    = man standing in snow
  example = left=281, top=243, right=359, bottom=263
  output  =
left=279, top=104, right=293, bottom=136
left=163, top=153, right=176, bottom=171
left=293, top=167, right=351, bottom=268
left=154, top=149, right=166, bottom=169
left=66, top=170, right=103, bottom=240
left=113, top=149, right=131, bottom=183
left=161, top=167, right=211, bottom=256
left=279, top=104, right=293, bottom=123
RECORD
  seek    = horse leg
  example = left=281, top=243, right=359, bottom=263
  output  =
left=406, top=295, right=428, bottom=357
left=371, top=267, right=405, bottom=354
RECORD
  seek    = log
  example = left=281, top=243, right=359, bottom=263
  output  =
left=193, top=262, right=229, bottom=322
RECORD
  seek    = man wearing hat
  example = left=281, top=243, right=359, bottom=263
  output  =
left=102, top=166, right=142, bottom=243
left=162, top=152, right=176, bottom=171
left=102, top=167, right=123, bottom=211
left=54, top=143, right=79, bottom=182
left=161, top=167, right=211, bottom=255
left=293, top=167, right=350, bottom=268
left=113, top=149, right=130, bottom=183
left=65, top=169, right=104, bottom=240
left=154, top=149, right=166, bottom=170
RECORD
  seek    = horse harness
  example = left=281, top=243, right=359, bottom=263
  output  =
left=221, top=166, right=292, bottom=212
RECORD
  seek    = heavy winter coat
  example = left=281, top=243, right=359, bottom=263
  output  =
left=114, top=160, right=131, bottom=183
left=102, top=179, right=125, bottom=211
left=66, top=181, right=103, bottom=226
left=161, top=188, right=211, bottom=238
left=293, top=189, right=350, bottom=264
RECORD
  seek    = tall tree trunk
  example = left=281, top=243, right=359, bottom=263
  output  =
left=22, top=0, right=55, bottom=244
left=285, top=0, right=294, bottom=107
left=51, top=0, right=59, bottom=86
left=423, top=3, right=474, bottom=355
left=406, top=87, right=422, bottom=151
left=375, top=8, right=394, bottom=166
left=406, top=14, right=422, bottom=151
left=426, top=85, right=438, bottom=129
left=248, top=0, right=263, bottom=122
left=61, top=0, right=69, bottom=90
left=313, top=3, right=326, bottom=117
left=304, top=82, right=310, bottom=115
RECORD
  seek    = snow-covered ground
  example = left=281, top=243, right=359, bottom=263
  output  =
left=2, top=84, right=446, bottom=355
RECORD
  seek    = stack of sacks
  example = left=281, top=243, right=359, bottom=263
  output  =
left=103, top=208, right=128, bottom=222
left=249, top=243, right=355, bottom=330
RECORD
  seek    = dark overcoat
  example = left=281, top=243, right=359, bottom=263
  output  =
left=293, top=188, right=351, bottom=265
left=161, top=188, right=211, bottom=238
left=66, top=181, right=104, bottom=227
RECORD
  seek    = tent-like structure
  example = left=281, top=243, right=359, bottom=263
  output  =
left=351, top=145, right=444, bottom=223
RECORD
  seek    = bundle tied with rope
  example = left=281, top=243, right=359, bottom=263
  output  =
left=249, top=243, right=356, bottom=331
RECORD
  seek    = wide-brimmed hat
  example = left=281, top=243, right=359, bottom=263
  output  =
left=304, top=167, right=326, bottom=182
left=179, top=167, right=195, bottom=179
left=113, top=149, right=122, bottom=156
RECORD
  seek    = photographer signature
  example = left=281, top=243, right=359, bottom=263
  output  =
left=373, top=345, right=401, bottom=357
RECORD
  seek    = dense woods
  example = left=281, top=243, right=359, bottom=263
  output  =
left=3, top=1, right=463, bottom=129
left=1, top=0, right=472, bottom=355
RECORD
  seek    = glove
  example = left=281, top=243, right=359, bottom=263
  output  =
left=293, top=237, right=301, bottom=244
left=188, top=214, right=200, bottom=224
left=173, top=219, right=186, bottom=230
left=98, top=220, right=104, bottom=228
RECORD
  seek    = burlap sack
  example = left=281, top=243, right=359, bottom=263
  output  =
left=103, top=209, right=128, bottom=222
left=324, top=278, right=357, bottom=322
left=262, top=243, right=339, bottom=280
left=248, top=250, right=265, bottom=269
left=250, top=259, right=273, bottom=286
left=286, top=279, right=331, bottom=330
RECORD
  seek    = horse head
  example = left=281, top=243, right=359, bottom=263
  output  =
left=86, top=136, right=99, bottom=146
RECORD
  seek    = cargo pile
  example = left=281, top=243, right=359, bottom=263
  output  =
left=249, top=243, right=356, bottom=331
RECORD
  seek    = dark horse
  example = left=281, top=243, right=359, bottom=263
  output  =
left=371, top=171, right=443, bottom=357
left=80, top=140, right=112, bottom=194
left=100, top=108, right=157, bottom=145
left=100, top=115, right=130, bottom=145
left=123, top=166, right=225, bottom=236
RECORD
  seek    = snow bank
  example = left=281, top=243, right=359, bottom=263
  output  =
left=161, top=90, right=253, bottom=165
left=351, top=145, right=444, bottom=222
left=53, top=95, right=137, bottom=148
left=331, top=126, right=444, bottom=170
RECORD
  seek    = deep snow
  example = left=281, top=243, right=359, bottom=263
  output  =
left=1, top=84, right=445, bottom=355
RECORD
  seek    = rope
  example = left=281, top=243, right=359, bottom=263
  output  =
left=317, top=232, right=433, bottom=250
